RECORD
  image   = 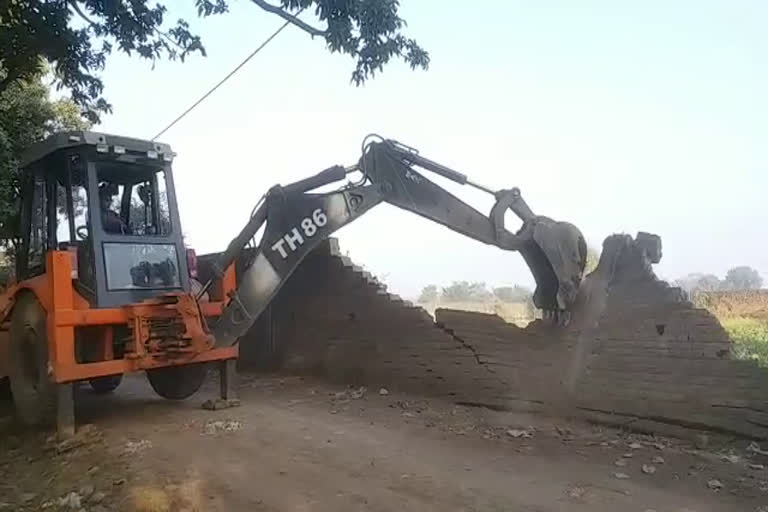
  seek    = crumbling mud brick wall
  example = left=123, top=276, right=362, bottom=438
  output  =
left=234, top=240, right=511, bottom=407
left=437, top=233, right=768, bottom=439
left=568, top=233, right=768, bottom=439
left=433, top=309, right=574, bottom=413
left=225, top=235, right=768, bottom=439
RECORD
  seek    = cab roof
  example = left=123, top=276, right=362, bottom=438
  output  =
left=20, top=131, right=173, bottom=168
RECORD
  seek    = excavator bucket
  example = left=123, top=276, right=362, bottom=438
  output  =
left=488, top=187, right=587, bottom=319
left=518, top=217, right=587, bottom=317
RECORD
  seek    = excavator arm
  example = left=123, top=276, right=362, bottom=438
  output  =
left=205, top=136, right=586, bottom=346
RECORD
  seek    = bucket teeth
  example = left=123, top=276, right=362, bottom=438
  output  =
left=542, top=309, right=572, bottom=327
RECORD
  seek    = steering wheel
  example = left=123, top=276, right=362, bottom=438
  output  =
left=76, top=225, right=89, bottom=240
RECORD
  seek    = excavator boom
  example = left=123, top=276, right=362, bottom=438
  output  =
left=206, top=136, right=587, bottom=346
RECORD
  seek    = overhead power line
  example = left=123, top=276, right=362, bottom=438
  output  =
left=151, top=16, right=296, bottom=141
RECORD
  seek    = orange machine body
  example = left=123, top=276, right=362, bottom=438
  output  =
left=0, top=251, right=238, bottom=384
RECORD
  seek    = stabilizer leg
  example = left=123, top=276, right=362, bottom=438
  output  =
left=202, top=359, right=241, bottom=410
left=56, top=383, right=75, bottom=439
left=219, top=359, right=239, bottom=402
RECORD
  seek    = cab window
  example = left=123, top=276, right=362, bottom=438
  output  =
left=96, top=165, right=172, bottom=236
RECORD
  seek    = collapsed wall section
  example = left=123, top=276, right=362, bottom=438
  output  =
left=434, top=309, right=573, bottom=412
left=235, top=240, right=511, bottom=407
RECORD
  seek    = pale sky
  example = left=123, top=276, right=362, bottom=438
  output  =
left=94, top=1, right=767, bottom=299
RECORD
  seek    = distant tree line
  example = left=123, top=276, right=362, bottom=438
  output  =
left=675, top=266, right=764, bottom=294
left=419, top=264, right=764, bottom=304
left=416, top=245, right=602, bottom=305
left=418, top=281, right=534, bottom=304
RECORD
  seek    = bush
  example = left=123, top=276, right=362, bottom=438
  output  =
left=492, top=285, right=532, bottom=303
left=418, top=285, right=438, bottom=303
left=721, top=317, right=768, bottom=366
left=441, top=281, right=492, bottom=302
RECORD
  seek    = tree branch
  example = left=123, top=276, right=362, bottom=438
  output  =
left=67, top=0, right=97, bottom=27
left=155, top=29, right=185, bottom=51
left=249, top=0, right=326, bottom=37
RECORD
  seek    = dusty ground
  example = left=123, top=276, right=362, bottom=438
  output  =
left=1, top=372, right=768, bottom=511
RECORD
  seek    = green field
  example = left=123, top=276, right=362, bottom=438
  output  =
left=721, top=317, right=768, bottom=366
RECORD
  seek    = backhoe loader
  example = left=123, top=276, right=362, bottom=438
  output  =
left=0, top=131, right=586, bottom=435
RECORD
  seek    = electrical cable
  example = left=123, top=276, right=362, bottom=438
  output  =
left=151, top=14, right=300, bottom=141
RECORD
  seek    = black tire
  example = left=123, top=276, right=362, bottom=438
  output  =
left=0, top=377, right=11, bottom=401
left=8, top=293, right=56, bottom=426
left=89, top=374, right=123, bottom=394
left=146, top=363, right=207, bottom=400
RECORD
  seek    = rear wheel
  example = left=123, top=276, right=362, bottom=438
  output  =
left=8, top=293, right=56, bottom=426
left=89, top=374, right=123, bottom=394
left=0, top=377, right=11, bottom=400
left=146, top=363, right=207, bottom=400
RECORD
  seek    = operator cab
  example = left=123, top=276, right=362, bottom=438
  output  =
left=16, top=131, right=192, bottom=307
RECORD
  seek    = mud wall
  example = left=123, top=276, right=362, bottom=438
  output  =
left=566, top=234, right=768, bottom=439
left=434, top=309, right=574, bottom=412
left=418, top=300, right=534, bottom=325
left=233, top=236, right=768, bottom=439
left=693, top=290, right=768, bottom=320
left=236, top=240, right=511, bottom=407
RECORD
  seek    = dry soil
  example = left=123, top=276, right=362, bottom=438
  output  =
left=1, top=372, right=767, bottom=511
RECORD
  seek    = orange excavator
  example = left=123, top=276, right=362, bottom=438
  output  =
left=0, top=131, right=586, bottom=435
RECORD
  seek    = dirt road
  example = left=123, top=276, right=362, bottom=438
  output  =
left=1, top=373, right=766, bottom=511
